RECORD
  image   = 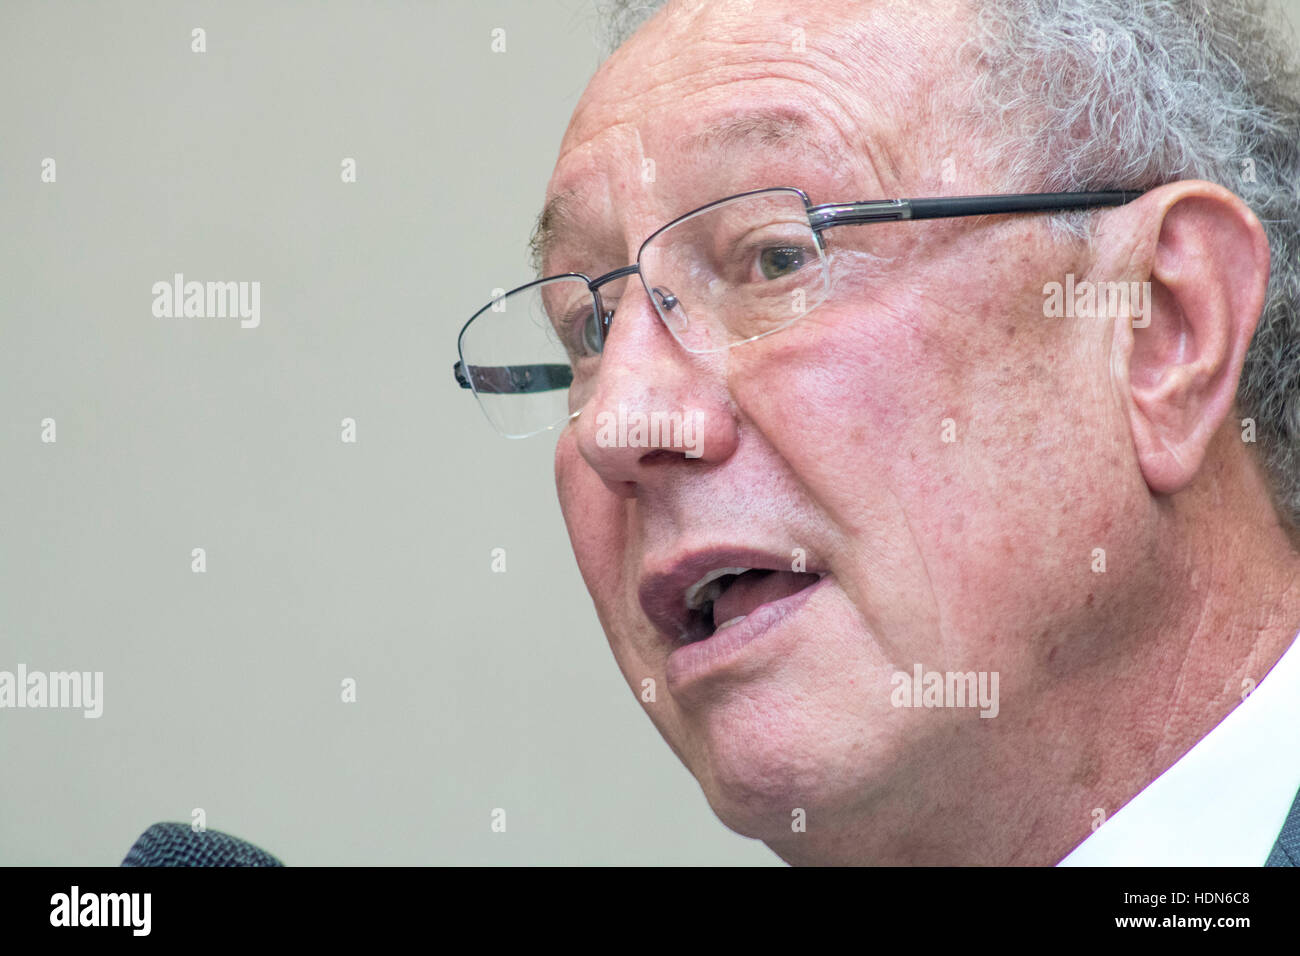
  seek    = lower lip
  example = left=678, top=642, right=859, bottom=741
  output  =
left=665, top=575, right=831, bottom=694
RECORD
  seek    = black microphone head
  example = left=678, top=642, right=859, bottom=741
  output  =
left=121, top=822, right=284, bottom=867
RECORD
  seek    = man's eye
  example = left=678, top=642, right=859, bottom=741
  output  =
left=757, top=245, right=808, bottom=279
left=580, top=307, right=606, bottom=354
left=556, top=304, right=604, bottom=356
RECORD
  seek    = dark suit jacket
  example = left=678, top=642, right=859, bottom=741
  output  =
left=1267, top=786, right=1300, bottom=865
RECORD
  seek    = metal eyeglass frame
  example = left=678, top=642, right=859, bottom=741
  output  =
left=452, top=186, right=1143, bottom=399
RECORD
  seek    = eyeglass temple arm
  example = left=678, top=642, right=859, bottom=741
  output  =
left=453, top=360, right=573, bottom=394
left=453, top=191, right=1143, bottom=394
left=807, top=191, right=1143, bottom=230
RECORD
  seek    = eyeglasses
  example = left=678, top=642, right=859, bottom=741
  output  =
left=453, top=186, right=1141, bottom=438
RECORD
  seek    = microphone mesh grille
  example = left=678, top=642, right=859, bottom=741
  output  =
left=121, top=822, right=284, bottom=867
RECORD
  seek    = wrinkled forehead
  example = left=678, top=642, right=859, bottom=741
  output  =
left=537, top=0, right=967, bottom=276
left=539, top=105, right=865, bottom=272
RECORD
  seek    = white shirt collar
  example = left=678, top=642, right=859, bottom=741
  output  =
left=1059, top=631, right=1300, bottom=866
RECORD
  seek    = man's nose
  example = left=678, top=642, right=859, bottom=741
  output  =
left=573, top=283, right=739, bottom=493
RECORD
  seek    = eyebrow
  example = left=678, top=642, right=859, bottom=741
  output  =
left=529, top=109, right=848, bottom=275
left=529, top=190, right=579, bottom=277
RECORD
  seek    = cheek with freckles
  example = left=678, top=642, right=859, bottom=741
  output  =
left=725, top=244, right=1117, bottom=678
left=725, top=283, right=967, bottom=664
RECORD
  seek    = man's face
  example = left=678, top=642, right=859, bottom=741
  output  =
left=547, top=0, right=1153, bottom=853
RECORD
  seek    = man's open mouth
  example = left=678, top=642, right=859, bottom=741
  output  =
left=638, top=552, right=826, bottom=646
left=682, top=567, right=824, bottom=642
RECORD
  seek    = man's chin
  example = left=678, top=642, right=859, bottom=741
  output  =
left=682, top=708, right=886, bottom=843
left=699, top=767, right=870, bottom=846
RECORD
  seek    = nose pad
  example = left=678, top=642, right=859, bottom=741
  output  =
left=652, top=286, right=679, bottom=311
left=651, top=286, right=686, bottom=332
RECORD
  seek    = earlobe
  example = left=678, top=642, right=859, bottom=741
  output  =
left=1122, top=182, right=1270, bottom=496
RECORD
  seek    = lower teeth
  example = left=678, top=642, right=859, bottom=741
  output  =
left=716, top=615, right=747, bottom=631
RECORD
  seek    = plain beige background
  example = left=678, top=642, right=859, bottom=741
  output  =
left=2, top=0, right=1298, bottom=865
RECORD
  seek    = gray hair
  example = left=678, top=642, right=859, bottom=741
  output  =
left=593, top=0, right=1300, bottom=528
left=592, top=0, right=666, bottom=56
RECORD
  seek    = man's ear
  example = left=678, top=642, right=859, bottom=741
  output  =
left=1117, top=180, right=1270, bottom=496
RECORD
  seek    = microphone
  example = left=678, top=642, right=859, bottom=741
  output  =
left=121, top=822, right=284, bottom=866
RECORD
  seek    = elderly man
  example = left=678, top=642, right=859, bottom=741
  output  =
left=453, top=0, right=1300, bottom=865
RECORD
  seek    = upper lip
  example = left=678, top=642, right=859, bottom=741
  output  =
left=638, top=546, right=824, bottom=643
